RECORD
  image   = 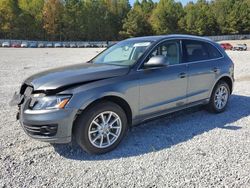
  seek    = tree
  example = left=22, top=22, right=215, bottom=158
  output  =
left=141, top=0, right=155, bottom=17
left=104, top=0, right=131, bottom=40
left=211, top=0, right=250, bottom=34
left=43, top=0, right=64, bottom=40
left=0, top=0, right=20, bottom=39
left=150, top=0, right=184, bottom=34
left=179, top=0, right=219, bottom=36
left=232, top=0, right=250, bottom=34
left=18, top=0, right=44, bottom=39
left=0, top=0, right=249, bottom=41
left=120, top=0, right=154, bottom=38
left=62, top=0, right=84, bottom=40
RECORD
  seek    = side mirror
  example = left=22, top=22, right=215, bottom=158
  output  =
left=144, top=55, right=168, bottom=68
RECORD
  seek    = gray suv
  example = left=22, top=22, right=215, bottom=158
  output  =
left=10, top=35, right=234, bottom=154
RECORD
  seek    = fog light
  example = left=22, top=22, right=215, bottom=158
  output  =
left=40, top=124, right=58, bottom=136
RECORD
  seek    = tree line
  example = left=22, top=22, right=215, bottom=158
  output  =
left=0, top=0, right=249, bottom=41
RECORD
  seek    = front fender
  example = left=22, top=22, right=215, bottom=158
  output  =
left=62, top=74, right=140, bottom=120
left=79, top=92, right=128, bottom=110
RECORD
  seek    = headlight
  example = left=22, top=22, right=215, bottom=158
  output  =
left=31, top=95, right=71, bottom=110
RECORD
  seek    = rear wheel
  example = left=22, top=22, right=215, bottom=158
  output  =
left=207, top=81, right=230, bottom=113
left=74, top=101, right=128, bottom=154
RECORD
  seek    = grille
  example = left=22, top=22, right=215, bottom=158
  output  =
left=23, top=123, right=58, bottom=137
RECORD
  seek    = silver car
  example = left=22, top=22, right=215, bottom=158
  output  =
left=232, top=44, right=247, bottom=51
left=54, top=42, right=62, bottom=48
left=21, top=42, right=28, bottom=48
left=2, top=41, right=10, bottom=47
left=10, top=35, right=234, bottom=154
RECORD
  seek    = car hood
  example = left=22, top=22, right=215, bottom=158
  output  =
left=24, top=63, right=130, bottom=91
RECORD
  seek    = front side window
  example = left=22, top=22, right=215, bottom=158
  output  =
left=92, top=40, right=152, bottom=66
left=146, top=40, right=180, bottom=66
left=182, top=40, right=222, bottom=62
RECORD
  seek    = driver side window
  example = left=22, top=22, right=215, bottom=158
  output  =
left=147, top=40, right=180, bottom=65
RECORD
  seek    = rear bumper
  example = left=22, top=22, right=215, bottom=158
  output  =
left=19, top=105, right=78, bottom=143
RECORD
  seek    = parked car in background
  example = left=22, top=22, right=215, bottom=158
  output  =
left=12, top=43, right=21, bottom=48
left=63, top=42, right=70, bottom=48
left=46, top=43, right=53, bottom=48
left=233, top=44, right=247, bottom=51
left=2, top=41, right=11, bottom=47
left=91, top=43, right=98, bottom=48
left=10, top=35, right=234, bottom=154
left=240, top=36, right=247, bottom=40
left=21, top=42, right=28, bottom=48
left=29, top=42, right=38, bottom=48
left=220, top=43, right=233, bottom=50
left=102, top=43, right=108, bottom=48
left=77, top=43, right=85, bottom=48
left=85, top=43, right=91, bottom=48
left=38, top=43, right=45, bottom=48
left=54, top=43, right=62, bottom=48
left=70, top=43, right=77, bottom=48
left=96, top=43, right=104, bottom=48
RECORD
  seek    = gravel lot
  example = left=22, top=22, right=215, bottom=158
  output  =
left=0, top=48, right=249, bottom=187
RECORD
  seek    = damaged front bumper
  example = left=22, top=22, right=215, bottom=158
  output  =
left=10, top=87, right=77, bottom=144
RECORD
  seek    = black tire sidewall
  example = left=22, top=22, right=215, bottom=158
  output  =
left=74, top=101, right=128, bottom=154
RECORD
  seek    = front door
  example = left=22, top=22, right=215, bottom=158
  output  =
left=138, top=40, right=188, bottom=117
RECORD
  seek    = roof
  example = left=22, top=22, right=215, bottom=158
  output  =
left=125, top=34, right=213, bottom=43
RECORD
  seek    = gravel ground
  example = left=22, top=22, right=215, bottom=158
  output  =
left=0, top=48, right=249, bottom=188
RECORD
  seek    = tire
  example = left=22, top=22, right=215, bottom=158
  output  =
left=207, top=81, right=230, bottom=113
left=74, top=101, right=128, bottom=154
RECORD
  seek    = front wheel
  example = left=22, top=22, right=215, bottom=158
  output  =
left=74, top=101, right=128, bottom=154
left=207, top=81, right=230, bottom=113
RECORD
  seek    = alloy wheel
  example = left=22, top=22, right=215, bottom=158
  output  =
left=88, top=111, right=122, bottom=148
left=214, top=85, right=229, bottom=110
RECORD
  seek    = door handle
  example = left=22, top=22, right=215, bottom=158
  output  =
left=212, top=67, right=219, bottom=73
left=179, top=72, right=187, bottom=78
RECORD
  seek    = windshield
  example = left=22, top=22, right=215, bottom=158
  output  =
left=92, top=40, right=152, bottom=66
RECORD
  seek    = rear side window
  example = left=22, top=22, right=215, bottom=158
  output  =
left=182, top=40, right=222, bottom=62
left=204, top=43, right=222, bottom=59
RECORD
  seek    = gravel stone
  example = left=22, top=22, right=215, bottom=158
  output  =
left=0, top=48, right=249, bottom=187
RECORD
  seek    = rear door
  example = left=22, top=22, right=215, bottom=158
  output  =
left=182, top=39, right=223, bottom=103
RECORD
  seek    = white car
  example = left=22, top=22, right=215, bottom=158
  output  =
left=233, top=44, right=247, bottom=51
left=70, top=43, right=77, bottom=48
left=46, top=43, right=53, bottom=48
left=21, top=42, right=28, bottom=48
left=54, top=43, right=62, bottom=48
left=2, top=41, right=10, bottom=47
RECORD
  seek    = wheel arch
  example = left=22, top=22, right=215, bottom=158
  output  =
left=73, top=95, right=133, bottom=135
left=210, top=75, right=233, bottom=97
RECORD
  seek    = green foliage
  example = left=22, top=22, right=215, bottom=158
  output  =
left=212, top=0, right=250, bottom=34
left=18, top=0, right=44, bottom=39
left=43, top=0, right=64, bottom=40
left=0, top=0, right=249, bottom=40
left=179, top=0, right=219, bottom=35
left=120, top=0, right=154, bottom=37
left=62, top=0, right=84, bottom=40
left=151, top=0, right=184, bottom=34
left=0, top=0, right=20, bottom=38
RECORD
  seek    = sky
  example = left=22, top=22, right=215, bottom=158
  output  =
left=129, top=0, right=197, bottom=6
